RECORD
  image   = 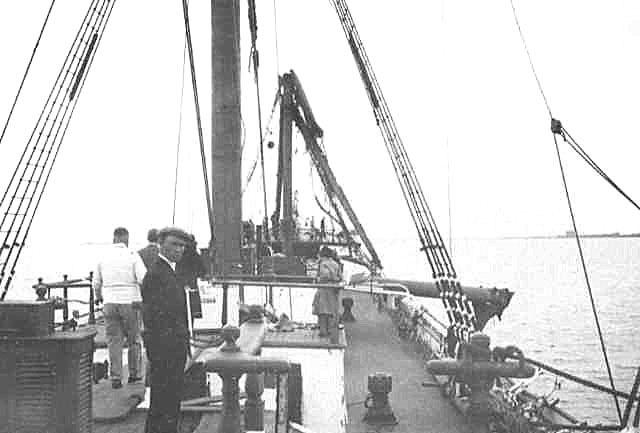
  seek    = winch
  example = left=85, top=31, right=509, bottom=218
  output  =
left=427, top=332, right=535, bottom=419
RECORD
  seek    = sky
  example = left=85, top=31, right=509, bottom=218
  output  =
left=1, top=0, right=640, bottom=259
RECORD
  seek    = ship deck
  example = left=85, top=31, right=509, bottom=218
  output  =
left=343, top=291, right=480, bottom=433
left=92, top=291, right=482, bottom=433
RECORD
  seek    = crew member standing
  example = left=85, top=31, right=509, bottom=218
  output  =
left=138, top=228, right=159, bottom=270
left=93, top=227, right=146, bottom=389
left=312, top=246, right=341, bottom=337
left=138, top=227, right=159, bottom=386
left=141, top=227, right=191, bottom=433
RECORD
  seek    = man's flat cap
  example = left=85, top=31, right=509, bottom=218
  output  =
left=158, top=226, right=191, bottom=242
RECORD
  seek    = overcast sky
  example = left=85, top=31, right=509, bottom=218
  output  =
left=1, top=0, right=639, bottom=253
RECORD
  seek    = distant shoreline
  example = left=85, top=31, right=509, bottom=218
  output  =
left=498, top=232, right=640, bottom=240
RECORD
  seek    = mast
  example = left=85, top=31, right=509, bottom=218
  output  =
left=279, top=78, right=295, bottom=256
left=211, top=0, right=242, bottom=274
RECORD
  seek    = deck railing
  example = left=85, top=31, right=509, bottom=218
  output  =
left=33, top=273, right=96, bottom=327
left=190, top=316, right=292, bottom=433
left=206, top=276, right=344, bottom=343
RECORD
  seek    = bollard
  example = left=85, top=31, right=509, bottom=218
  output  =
left=341, top=297, right=356, bottom=322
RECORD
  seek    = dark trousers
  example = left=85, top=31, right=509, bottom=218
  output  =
left=144, top=338, right=188, bottom=433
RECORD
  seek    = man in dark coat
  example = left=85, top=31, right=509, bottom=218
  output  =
left=176, top=234, right=207, bottom=321
left=141, top=227, right=190, bottom=433
left=138, top=228, right=159, bottom=270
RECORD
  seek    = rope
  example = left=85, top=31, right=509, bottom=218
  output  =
left=247, top=0, right=270, bottom=236
left=0, top=0, right=57, bottom=148
left=181, top=0, right=215, bottom=240
left=308, top=158, right=340, bottom=225
left=508, top=0, right=552, bottom=117
left=172, top=40, right=188, bottom=225
left=552, top=133, right=622, bottom=422
left=560, top=125, right=640, bottom=213
left=510, top=0, right=623, bottom=422
left=272, top=0, right=281, bottom=76
left=242, top=86, right=280, bottom=194
left=1, top=0, right=116, bottom=299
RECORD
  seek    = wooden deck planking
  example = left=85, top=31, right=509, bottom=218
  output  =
left=264, top=325, right=346, bottom=349
left=93, top=411, right=201, bottom=433
left=343, top=292, right=483, bottom=433
left=193, top=410, right=276, bottom=433
left=90, top=292, right=484, bottom=433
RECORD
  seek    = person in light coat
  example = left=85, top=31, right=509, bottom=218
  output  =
left=93, top=227, right=146, bottom=389
left=312, top=246, right=342, bottom=337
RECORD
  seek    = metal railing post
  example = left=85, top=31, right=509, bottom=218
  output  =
left=221, top=283, right=228, bottom=325
left=62, top=274, right=69, bottom=322
left=88, top=271, right=95, bottom=325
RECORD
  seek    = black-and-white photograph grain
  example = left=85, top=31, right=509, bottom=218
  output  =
left=0, top=1, right=639, bottom=432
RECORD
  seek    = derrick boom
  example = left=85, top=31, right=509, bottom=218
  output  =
left=280, top=71, right=382, bottom=272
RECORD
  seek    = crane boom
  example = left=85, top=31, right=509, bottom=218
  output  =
left=281, top=71, right=383, bottom=272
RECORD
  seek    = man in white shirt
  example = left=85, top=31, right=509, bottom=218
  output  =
left=93, top=227, right=146, bottom=389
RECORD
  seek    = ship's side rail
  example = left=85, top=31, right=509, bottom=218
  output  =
left=384, top=291, right=640, bottom=432
left=346, top=281, right=448, bottom=356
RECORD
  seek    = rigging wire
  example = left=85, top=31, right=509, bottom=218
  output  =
left=551, top=132, right=622, bottom=423
left=309, top=159, right=340, bottom=226
left=1, top=0, right=116, bottom=299
left=0, top=0, right=98, bottom=214
left=242, top=86, right=280, bottom=193
left=0, top=0, right=57, bottom=148
left=509, top=0, right=552, bottom=117
left=509, top=0, right=622, bottom=422
left=247, top=0, right=270, bottom=236
left=172, top=40, right=188, bottom=225
left=446, top=139, right=453, bottom=257
left=331, top=0, right=455, bottom=281
left=271, top=0, right=281, bottom=76
left=561, top=126, right=640, bottom=213
left=181, top=0, right=215, bottom=240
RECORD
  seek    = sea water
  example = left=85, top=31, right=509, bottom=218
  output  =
left=7, top=237, right=639, bottom=424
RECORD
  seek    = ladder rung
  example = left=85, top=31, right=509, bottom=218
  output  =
left=26, top=162, right=46, bottom=169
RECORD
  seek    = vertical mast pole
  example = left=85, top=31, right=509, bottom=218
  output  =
left=279, top=80, right=294, bottom=256
left=211, top=0, right=242, bottom=275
